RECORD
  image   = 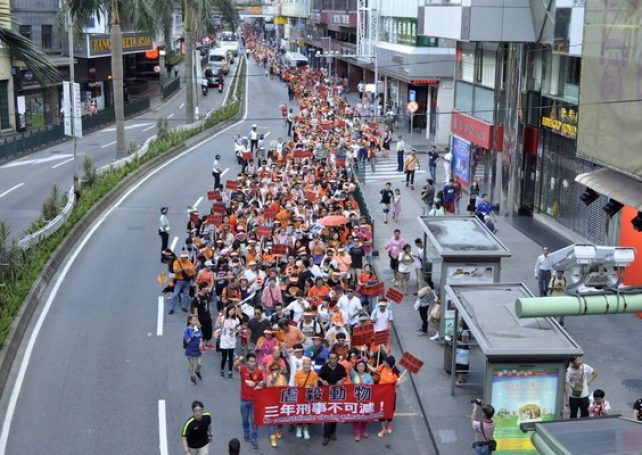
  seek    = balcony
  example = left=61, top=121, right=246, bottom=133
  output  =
left=421, top=0, right=536, bottom=42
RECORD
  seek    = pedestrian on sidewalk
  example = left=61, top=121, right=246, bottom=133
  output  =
left=428, top=146, right=440, bottom=183
left=548, top=269, right=567, bottom=325
left=415, top=284, right=437, bottom=337
left=467, top=179, right=481, bottom=215
left=212, top=155, right=222, bottom=189
left=420, top=180, right=435, bottom=215
left=385, top=229, right=405, bottom=286
left=392, top=188, right=402, bottom=223
left=379, top=182, right=394, bottom=224
left=470, top=401, right=495, bottom=455
left=413, top=238, right=425, bottom=289
left=428, top=201, right=446, bottom=216
left=235, top=353, right=264, bottom=449
left=184, top=314, right=204, bottom=384
left=397, top=244, right=413, bottom=295
left=442, top=179, right=457, bottom=214
left=396, top=135, right=405, bottom=172
left=534, top=246, right=553, bottom=297
left=565, top=355, right=598, bottom=418
left=442, top=146, right=452, bottom=183
left=454, top=179, right=463, bottom=214
left=181, top=401, right=212, bottom=455
left=589, top=389, right=611, bottom=417
left=382, top=128, right=392, bottom=159
left=159, top=207, right=170, bottom=261
left=404, top=150, right=419, bottom=189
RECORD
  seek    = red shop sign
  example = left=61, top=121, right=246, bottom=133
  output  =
left=451, top=111, right=504, bottom=151
left=253, top=384, right=396, bottom=426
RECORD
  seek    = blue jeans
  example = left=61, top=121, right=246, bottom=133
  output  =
left=429, top=165, right=437, bottom=183
left=171, top=280, right=191, bottom=311
left=241, top=400, right=258, bottom=443
left=475, top=444, right=491, bottom=455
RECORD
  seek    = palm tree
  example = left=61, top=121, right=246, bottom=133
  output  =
left=0, top=8, right=59, bottom=85
left=68, top=0, right=156, bottom=158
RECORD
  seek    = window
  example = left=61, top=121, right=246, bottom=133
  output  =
left=41, top=25, right=52, bottom=50
left=18, top=25, right=32, bottom=41
left=455, top=81, right=473, bottom=113
left=554, top=8, right=571, bottom=52
left=459, top=48, right=475, bottom=83
left=480, top=49, right=496, bottom=88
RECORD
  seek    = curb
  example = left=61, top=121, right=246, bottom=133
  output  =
left=0, top=70, right=246, bottom=401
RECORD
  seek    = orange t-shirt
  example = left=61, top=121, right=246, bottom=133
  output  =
left=294, top=369, right=319, bottom=387
left=376, top=365, right=399, bottom=384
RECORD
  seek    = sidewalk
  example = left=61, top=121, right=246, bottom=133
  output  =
left=359, top=154, right=642, bottom=453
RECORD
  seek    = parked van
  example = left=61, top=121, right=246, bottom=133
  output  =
left=208, top=48, right=229, bottom=75
left=282, top=52, right=308, bottom=68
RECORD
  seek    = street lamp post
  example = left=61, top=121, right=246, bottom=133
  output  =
left=66, top=9, right=78, bottom=193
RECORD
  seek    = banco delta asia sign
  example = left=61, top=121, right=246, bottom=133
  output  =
left=89, top=33, right=154, bottom=56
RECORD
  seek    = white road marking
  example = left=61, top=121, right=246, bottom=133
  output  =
left=99, top=123, right=152, bottom=133
left=158, top=400, right=169, bottom=455
left=142, top=124, right=155, bottom=132
left=0, top=183, right=24, bottom=199
left=264, top=131, right=271, bottom=139
left=193, top=196, right=203, bottom=209
left=170, top=236, right=179, bottom=251
left=167, top=113, right=175, bottom=119
left=179, top=103, right=185, bottom=109
left=156, top=297, right=164, bottom=336
left=0, top=59, right=249, bottom=452
left=100, top=141, right=117, bottom=149
left=221, top=168, right=229, bottom=177
left=0, top=154, right=73, bottom=169
left=51, top=157, right=75, bottom=169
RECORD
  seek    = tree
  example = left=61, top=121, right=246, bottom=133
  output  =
left=0, top=8, right=59, bottom=85
left=68, top=0, right=156, bottom=158
left=213, top=0, right=239, bottom=31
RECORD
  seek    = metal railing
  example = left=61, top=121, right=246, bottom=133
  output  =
left=0, top=124, right=65, bottom=162
left=162, top=77, right=181, bottom=100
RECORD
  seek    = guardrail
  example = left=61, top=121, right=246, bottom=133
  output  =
left=162, top=76, right=181, bottom=100
left=17, top=186, right=76, bottom=250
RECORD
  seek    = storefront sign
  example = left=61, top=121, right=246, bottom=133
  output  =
left=411, top=79, right=438, bottom=85
left=254, top=384, right=396, bottom=425
left=541, top=115, right=577, bottom=139
left=274, top=16, right=288, bottom=25
left=451, top=136, right=471, bottom=187
left=490, top=365, right=559, bottom=453
left=451, top=111, right=502, bottom=150
left=332, top=14, right=350, bottom=26
left=89, top=33, right=153, bottom=56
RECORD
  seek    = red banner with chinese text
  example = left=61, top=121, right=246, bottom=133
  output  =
left=253, top=384, right=396, bottom=425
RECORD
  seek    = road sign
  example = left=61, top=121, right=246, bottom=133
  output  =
left=63, top=81, right=83, bottom=138
left=406, top=101, right=419, bottom=114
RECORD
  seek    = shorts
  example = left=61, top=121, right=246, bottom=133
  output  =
left=389, top=256, right=399, bottom=271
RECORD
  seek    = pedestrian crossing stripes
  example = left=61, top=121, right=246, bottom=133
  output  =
left=361, top=158, right=427, bottom=183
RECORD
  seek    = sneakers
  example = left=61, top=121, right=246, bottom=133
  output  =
left=303, top=429, right=310, bottom=440
left=296, top=427, right=303, bottom=439
left=228, top=371, right=233, bottom=379
left=244, top=432, right=250, bottom=442
left=354, top=434, right=361, bottom=442
left=429, top=333, right=439, bottom=340
left=168, top=309, right=174, bottom=315
left=330, top=433, right=337, bottom=441
left=362, top=431, right=369, bottom=438
left=275, top=429, right=282, bottom=439
left=220, top=370, right=225, bottom=378
left=270, top=435, right=277, bottom=447
left=195, top=369, right=202, bottom=380
left=386, top=423, right=393, bottom=434
left=418, top=331, right=427, bottom=337
left=322, top=437, right=330, bottom=446
left=181, top=307, right=188, bottom=313
left=377, top=429, right=386, bottom=438
left=252, top=440, right=258, bottom=450
left=190, top=376, right=197, bottom=385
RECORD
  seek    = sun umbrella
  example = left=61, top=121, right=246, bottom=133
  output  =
left=318, top=215, right=349, bottom=227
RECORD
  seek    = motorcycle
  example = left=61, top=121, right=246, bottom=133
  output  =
left=217, top=81, right=224, bottom=93
left=201, top=79, right=208, bottom=96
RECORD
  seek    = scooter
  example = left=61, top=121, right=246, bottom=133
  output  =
left=217, top=81, right=224, bottom=93
left=201, top=81, right=208, bottom=96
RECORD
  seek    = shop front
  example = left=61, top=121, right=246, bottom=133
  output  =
left=535, top=98, right=609, bottom=244
left=451, top=111, right=503, bottom=193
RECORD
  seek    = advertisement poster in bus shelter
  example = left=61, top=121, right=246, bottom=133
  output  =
left=490, top=365, right=559, bottom=454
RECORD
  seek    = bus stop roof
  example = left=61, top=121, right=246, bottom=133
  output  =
left=532, top=416, right=642, bottom=454
left=445, top=283, right=583, bottom=360
left=417, top=216, right=511, bottom=259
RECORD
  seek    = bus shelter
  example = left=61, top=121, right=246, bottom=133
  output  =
left=417, top=215, right=511, bottom=337
left=445, top=283, right=583, bottom=454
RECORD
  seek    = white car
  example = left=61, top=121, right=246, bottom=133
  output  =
left=219, top=32, right=239, bottom=61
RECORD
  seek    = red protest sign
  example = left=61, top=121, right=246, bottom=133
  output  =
left=225, top=180, right=239, bottom=190
left=211, top=203, right=226, bottom=214
left=293, top=150, right=313, bottom=159
left=257, top=226, right=272, bottom=238
left=253, top=384, right=395, bottom=426
left=335, top=158, right=346, bottom=168
left=207, top=191, right=220, bottom=200
left=305, top=191, right=317, bottom=202
left=243, top=151, right=253, bottom=161
left=385, top=288, right=405, bottom=304
left=399, top=352, right=424, bottom=374
left=263, top=208, right=277, bottom=219
left=272, top=244, right=287, bottom=256
left=351, top=325, right=374, bottom=346
left=362, top=282, right=384, bottom=297
left=372, top=330, right=389, bottom=346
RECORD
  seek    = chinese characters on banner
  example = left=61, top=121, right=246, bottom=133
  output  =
left=253, top=384, right=396, bottom=425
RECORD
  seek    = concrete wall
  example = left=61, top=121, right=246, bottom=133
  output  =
left=11, top=0, right=61, bottom=53
left=436, top=78, right=453, bottom=147
left=375, top=42, right=455, bottom=81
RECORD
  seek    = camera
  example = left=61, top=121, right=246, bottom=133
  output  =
left=470, top=398, right=482, bottom=405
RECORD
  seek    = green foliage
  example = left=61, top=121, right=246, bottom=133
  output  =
left=40, top=184, right=61, bottom=221
left=0, top=61, right=246, bottom=349
left=165, top=51, right=184, bottom=67
left=157, top=116, right=170, bottom=140
left=127, top=140, right=139, bottom=156
left=82, top=155, right=97, bottom=187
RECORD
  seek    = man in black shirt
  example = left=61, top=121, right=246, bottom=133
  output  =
left=246, top=306, right=272, bottom=352
left=379, top=182, right=394, bottom=224
left=181, top=401, right=212, bottom=455
left=427, top=146, right=440, bottom=183
left=318, top=352, right=347, bottom=445
left=349, top=239, right=366, bottom=281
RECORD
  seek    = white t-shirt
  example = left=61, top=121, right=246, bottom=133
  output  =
left=285, top=300, right=305, bottom=323
left=566, top=363, right=594, bottom=398
left=337, top=295, right=363, bottom=326
left=371, top=308, right=392, bottom=332
left=397, top=252, right=413, bottom=274
left=219, top=318, right=240, bottom=349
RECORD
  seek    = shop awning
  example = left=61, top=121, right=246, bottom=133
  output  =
left=575, top=168, right=642, bottom=211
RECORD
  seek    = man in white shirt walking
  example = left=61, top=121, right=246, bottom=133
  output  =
left=337, top=288, right=363, bottom=327
left=396, top=135, right=405, bottom=172
left=534, top=246, right=552, bottom=297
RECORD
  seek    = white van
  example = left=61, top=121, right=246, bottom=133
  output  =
left=282, top=52, right=309, bottom=68
left=208, top=48, right=229, bottom=75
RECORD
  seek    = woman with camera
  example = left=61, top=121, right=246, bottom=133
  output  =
left=470, top=400, right=496, bottom=454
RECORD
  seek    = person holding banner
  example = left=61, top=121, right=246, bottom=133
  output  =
left=294, top=357, right=319, bottom=439
left=265, top=361, right=288, bottom=447
left=351, top=359, right=374, bottom=441
left=318, top=352, right=347, bottom=445
left=375, top=355, right=401, bottom=438
left=235, top=353, right=264, bottom=450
